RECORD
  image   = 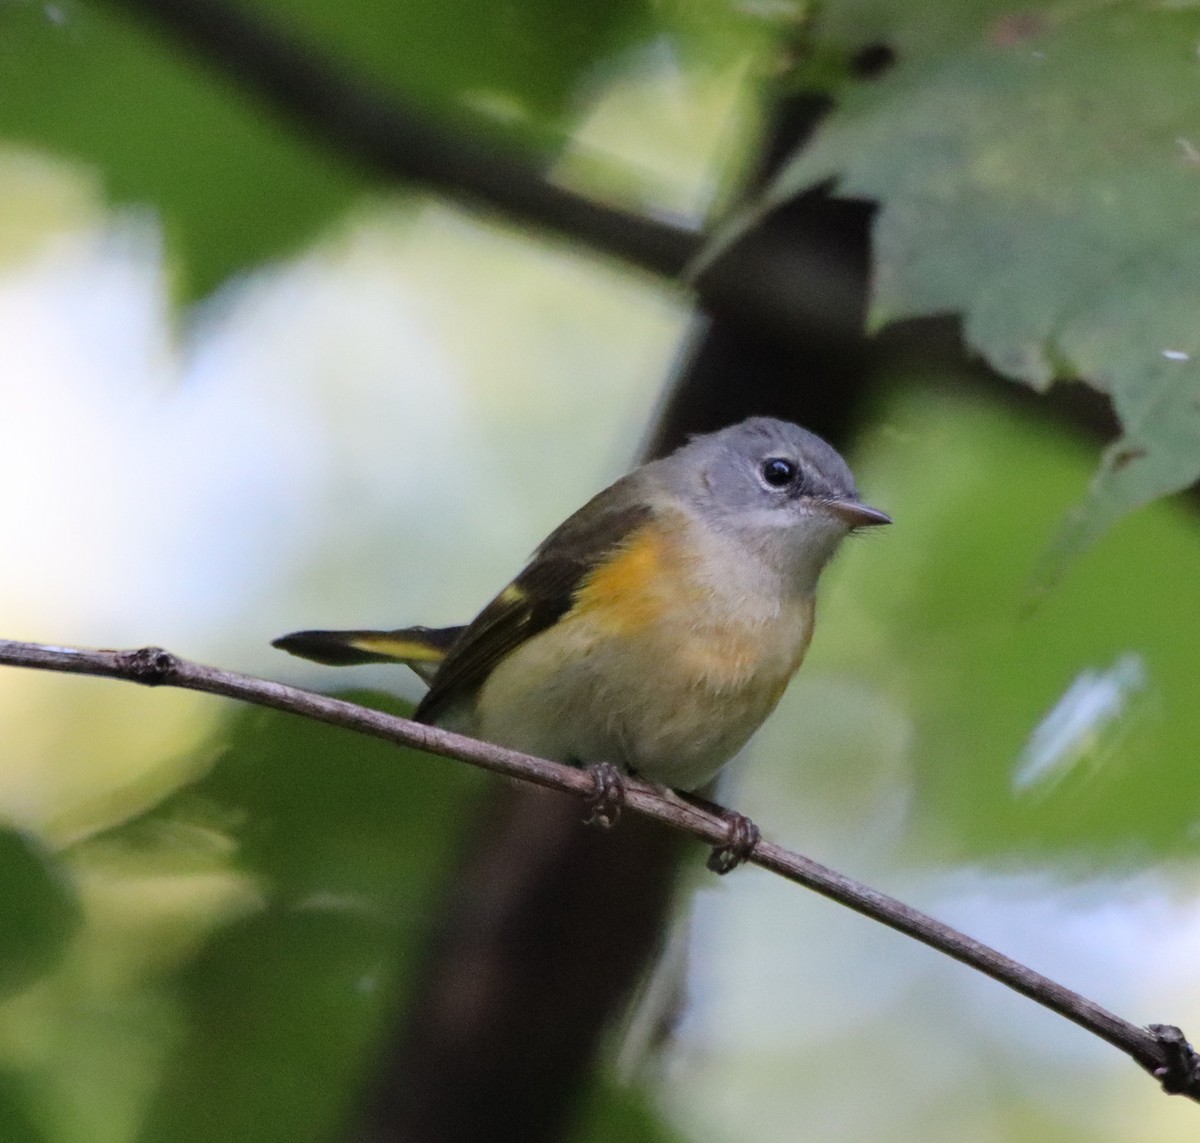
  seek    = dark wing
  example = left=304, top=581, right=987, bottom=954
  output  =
left=414, top=479, right=652, bottom=725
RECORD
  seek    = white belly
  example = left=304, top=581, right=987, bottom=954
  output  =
left=473, top=593, right=815, bottom=791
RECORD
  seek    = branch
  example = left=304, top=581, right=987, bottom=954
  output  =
left=104, top=0, right=693, bottom=276
left=98, top=0, right=864, bottom=339
left=0, top=637, right=1196, bottom=1101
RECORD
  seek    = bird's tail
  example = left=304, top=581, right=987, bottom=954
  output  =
left=272, top=625, right=465, bottom=684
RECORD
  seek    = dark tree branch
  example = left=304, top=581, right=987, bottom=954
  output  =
left=360, top=780, right=684, bottom=1143
left=1, top=636, right=1197, bottom=1103
left=361, top=93, right=879, bottom=1143
left=101, top=0, right=693, bottom=278
left=95, top=0, right=1152, bottom=437
left=97, top=0, right=864, bottom=341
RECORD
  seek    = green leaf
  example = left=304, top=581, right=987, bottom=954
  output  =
left=0, top=0, right=367, bottom=299
left=0, top=829, right=79, bottom=1000
left=191, top=691, right=483, bottom=898
left=820, top=381, right=1200, bottom=865
left=0, top=0, right=651, bottom=299
left=764, top=0, right=1200, bottom=562
left=138, top=907, right=393, bottom=1143
left=134, top=693, right=486, bottom=1143
left=251, top=0, right=648, bottom=134
left=571, top=1078, right=686, bottom=1142
left=0, top=1078, right=51, bottom=1143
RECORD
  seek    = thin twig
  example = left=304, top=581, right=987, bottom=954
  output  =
left=0, top=637, right=1196, bottom=1100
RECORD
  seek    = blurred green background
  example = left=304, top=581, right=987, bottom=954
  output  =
left=0, top=0, right=1198, bottom=1140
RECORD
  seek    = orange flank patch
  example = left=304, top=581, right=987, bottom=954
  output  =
left=570, top=520, right=816, bottom=697
left=570, top=524, right=679, bottom=634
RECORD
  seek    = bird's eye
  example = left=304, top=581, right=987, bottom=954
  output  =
left=760, top=457, right=799, bottom=488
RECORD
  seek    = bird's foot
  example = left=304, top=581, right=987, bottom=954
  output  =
left=664, top=789, right=762, bottom=873
left=707, top=810, right=761, bottom=875
left=583, top=761, right=626, bottom=830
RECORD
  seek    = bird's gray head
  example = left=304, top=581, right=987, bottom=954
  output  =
left=662, top=417, right=891, bottom=592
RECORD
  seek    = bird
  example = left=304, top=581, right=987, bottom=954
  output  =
left=274, top=417, right=890, bottom=870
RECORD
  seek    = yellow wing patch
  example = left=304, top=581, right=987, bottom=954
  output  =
left=343, top=633, right=445, bottom=663
left=272, top=625, right=464, bottom=670
left=497, top=583, right=527, bottom=607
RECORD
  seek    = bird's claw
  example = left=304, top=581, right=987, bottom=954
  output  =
left=584, top=761, right=626, bottom=829
left=707, top=811, right=760, bottom=875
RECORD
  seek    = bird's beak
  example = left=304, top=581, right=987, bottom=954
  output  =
left=823, top=499, right=892, bottom=529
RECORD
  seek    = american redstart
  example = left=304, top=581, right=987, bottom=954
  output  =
left=274, top=417, right=889, bottom=866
